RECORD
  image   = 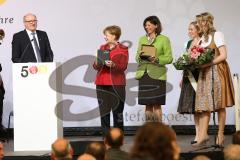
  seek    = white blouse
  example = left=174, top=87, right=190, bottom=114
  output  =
left=200, top=31, right=225, bottom=48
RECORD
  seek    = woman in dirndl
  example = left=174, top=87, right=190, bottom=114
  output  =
left=193, top=12, right=234, bottom=147
left=177, top=21, right=201, bottom=145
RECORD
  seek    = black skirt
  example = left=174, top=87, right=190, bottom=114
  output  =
left=177, top=70, right=199, bottom=114
left=138, top=74, right=166, bottom=105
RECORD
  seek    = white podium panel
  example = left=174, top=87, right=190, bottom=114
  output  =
left=12, top=62, right=62, bottom=151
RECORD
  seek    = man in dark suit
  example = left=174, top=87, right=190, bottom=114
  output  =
left=12, top=13, right=54, bottom=63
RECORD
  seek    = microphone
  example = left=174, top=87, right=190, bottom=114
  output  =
left=18, top=39, right=34, bottom=63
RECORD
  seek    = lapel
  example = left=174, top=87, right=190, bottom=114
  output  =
left=36, top=30, right=44, bottom=54
left=23, top=30, right=35, bottom=52
left=23, top=30, right=32, bottom=44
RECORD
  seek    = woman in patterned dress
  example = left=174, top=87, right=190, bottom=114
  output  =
left=193, top=12, right=234, bottom=147
left=177, top=21, right=201, bottom=144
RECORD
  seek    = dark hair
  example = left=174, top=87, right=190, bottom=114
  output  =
left=105, top=128, right=124, bottom=149
left=85, top=142, right=105, bottom=160
left=0, top=29, right=5, bottom=40
left=233, top=131, right=240, bottom=145
left=143, top=16, right=162, bottom=35
left=130, top=122, right=177, bottom=160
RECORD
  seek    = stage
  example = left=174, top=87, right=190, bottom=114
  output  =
left=1, top=1, right=239, bottom=160
left=2, top=135, right=231, bottom=160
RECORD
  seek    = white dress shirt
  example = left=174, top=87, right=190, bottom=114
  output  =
left=26, top=29, right=41, bottom=62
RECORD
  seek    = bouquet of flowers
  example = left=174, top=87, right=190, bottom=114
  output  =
left=173, top=45, right=214, bottom=70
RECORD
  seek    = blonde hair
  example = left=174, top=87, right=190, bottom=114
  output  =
left=195, top=14, right=202, bottom=23
left=190, top=21, right=202, bottom=37
left=103, top=25, right=121, bottom=40
left=199, top=12, right=216, bottom=42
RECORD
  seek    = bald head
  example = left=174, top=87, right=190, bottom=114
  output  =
left=86, top=142, right=105, bottom=153
left=51, top=138, right=73, bottom=160
left=23, top=13, right=38, bottom=32
left=104, top=128, right=124, bottom=149
left=193, top=155, right=210, bottom=160
left=78, top=154, right=96, bottom=160
left=110, top=128, right=122, bottom=139
left=85, top=142, right=105, bottom=160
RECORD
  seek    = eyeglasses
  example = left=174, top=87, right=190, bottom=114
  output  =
left=25, top=20, right=38, bottom=23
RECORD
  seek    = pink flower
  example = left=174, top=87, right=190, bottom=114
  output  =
left=189, top=45, right=205, bottom=60
left=190, top=51, right=201, bottom=60
left=197, top=47, right=204, bottom=53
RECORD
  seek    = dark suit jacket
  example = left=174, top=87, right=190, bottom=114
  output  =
left=105, top=148, right=129, bottom=160
left=11, top=30, right=54, bottom=63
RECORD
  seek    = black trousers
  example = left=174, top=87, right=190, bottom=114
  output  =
left=0, top=84, right=5, bottom=128
left=96, top=85, right=125, bottom=136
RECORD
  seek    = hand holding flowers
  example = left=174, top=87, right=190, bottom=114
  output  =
left=173, top=45, right=214, bottom=70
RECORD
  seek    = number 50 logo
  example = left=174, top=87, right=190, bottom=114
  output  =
left=21, top=65, right=48, bottom=78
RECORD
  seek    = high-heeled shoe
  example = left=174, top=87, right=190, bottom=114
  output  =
left=191, top=137, right=209, bottom=147
left=191, top=136, right=198, bottom=144
left=216, top=134, right=224, bottom=147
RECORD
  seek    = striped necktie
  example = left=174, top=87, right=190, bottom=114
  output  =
left=31, top=32, right=42, bottom=62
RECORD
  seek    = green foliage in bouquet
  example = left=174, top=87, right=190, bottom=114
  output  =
left=173, top=46, right=214, bottom=70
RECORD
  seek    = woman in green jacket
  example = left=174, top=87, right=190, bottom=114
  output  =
left=135, top=16, right=173, bottom=122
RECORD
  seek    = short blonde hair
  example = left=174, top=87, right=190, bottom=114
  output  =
left=103, top=25, right=121, bottom=40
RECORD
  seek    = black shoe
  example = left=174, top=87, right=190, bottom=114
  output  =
left=191, top=140, right=197, bottom=144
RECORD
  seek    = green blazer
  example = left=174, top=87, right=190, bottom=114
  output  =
left=135, top=34, right=173, bottom=80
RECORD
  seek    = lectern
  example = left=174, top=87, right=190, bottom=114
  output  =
left=12, top=62, right=62, bottom=151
